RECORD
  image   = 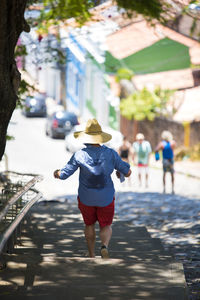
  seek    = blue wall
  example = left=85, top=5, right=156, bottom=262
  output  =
left=66, top=34, right=86, bottom=110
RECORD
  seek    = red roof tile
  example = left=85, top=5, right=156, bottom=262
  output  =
left=133, top=68, right=194, bottom=91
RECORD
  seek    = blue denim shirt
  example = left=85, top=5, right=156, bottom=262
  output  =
left=59, top=144, right=130, bottom=207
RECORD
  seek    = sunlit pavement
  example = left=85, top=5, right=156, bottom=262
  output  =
left=4, top=109, right=200, bottom=299
left=0, top=201, right=187, bottom=300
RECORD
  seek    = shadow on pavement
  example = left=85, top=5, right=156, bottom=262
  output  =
left=0, top=200, right=186, bottom=300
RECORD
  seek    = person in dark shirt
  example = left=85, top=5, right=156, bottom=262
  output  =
left=118, top=136, right=133, bottom=185
left=54, top=119, right=131, bottom=258
left=118, top=136, right=133, bottom=163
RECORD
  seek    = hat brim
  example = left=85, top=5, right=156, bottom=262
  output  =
left=74, top=131, right=112, bottom=144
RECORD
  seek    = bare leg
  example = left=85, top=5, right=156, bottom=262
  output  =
left=84, top=224, right=96, bottom=258
left=100, top=225, right=112, bottom=247
left=138, top=173, right=142, bottom=186
left=163, top=172, right=166, bottom=193
left=145, top=172, right=149, bottom=188
left=171, top=172, right=174, bottom=193
left=100, top=225, right=112, bottom=258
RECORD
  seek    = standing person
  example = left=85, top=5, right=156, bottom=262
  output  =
left=118, top=136, right=133, bottom=164
left=118, top=136, right=133, bottom=185
left=54, top=119, right=131, bottom=259
left=132, top=133, right=152, bottom=187
left=155, top=130, right=176, bottom=194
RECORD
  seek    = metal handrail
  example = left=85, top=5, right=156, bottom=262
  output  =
left=0, top=192, right=42, bottom=254
left=0, top=173, right=44, bottom=256
left=0, top=175, right=43, bottom=221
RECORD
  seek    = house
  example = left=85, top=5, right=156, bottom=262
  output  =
left=61, top=16, right=120, bottom=129
left=23, top=1, right=200, bottom=138
left=63, top=0, right=200, bottom=126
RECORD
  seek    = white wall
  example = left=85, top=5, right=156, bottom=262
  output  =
left=43, top=67, right=61, bottom=103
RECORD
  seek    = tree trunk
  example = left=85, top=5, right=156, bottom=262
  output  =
left=0, top=0, right=29, bottom=161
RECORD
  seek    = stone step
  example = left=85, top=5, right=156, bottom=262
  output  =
left=0, top=202, right=188, bottom=300
left=25, top=222, right=151, bottom=239
left=15, top=236, right=166, bottom=253
left=0, top=256, right=188, bottom=300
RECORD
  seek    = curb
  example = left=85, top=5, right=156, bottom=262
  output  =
left=150, top=164, right=200, bottom=180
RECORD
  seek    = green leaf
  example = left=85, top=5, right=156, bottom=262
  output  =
left=120, top=87, right=174, bottom=121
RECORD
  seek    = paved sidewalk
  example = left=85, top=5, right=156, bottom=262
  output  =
left=0, top=201, right=188, bottom=300
left=150, top=157, right=200, bottom=179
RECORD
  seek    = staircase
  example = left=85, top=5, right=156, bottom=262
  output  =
left=0, top=201, right=188, bottom=300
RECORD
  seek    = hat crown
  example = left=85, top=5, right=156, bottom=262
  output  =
left=73, top=118, right=112, bottom=144
left=85, top=119, right=102, bottom=134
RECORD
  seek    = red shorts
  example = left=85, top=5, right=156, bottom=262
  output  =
left=78, top=197, right=115, bottom=228
left=138, top=163, right=148, bottom=167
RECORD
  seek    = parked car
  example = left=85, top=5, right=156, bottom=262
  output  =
left=45, top=111, right=79, bottom=139
left=65, top=123, right=123, bottom=153
left=22, top=93, right=47, bottom=117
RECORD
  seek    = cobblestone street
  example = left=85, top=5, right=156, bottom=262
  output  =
left=5, top=110, right=200, bottom=299
left=112, top=168, right=200, bottom=300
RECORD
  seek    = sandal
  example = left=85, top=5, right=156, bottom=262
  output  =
left=100, top=245, right=109, bottom=259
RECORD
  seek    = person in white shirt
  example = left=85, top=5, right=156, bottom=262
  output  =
left=132, top=133, right=152, bottom=187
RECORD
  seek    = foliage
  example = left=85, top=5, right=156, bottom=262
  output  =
left=37, top=0, right=93, bottom=30
left=34, top=0, right=174, bottom=32
left=175, top=143, right=200, bottom=161
left=115, top=68, right=134, bottom=82
left=15, top=44, right=27, bottom=57
left=14, top=45, right=36, bottom=106
left=17, top=79, right=36, bottom=106
left=6, top=135, right=15, bottom=141
left=120, top=86, right=174, bottom=121
left=116, top=0, right=170, bottom=23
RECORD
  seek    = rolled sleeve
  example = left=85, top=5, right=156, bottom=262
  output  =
left=113, top=151, right=130, bottom=175
left=60, top=154, right=79, bottom=180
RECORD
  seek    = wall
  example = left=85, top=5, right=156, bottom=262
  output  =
left=169, top=14, right=200, bottom=42
left=120, top=115, right=200, bottom=149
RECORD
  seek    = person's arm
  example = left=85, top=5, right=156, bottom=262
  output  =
left=113, top=150, right=131, bottom=179
left=117, top=145, right=122, bottom=156
left=125, top=168, right=132, bottom=177
left=170, top=140, right=176, bottom=149
left=147, top=142, right=152, bottom=165
left=53, top=153, right=79, bottom=180
left=155, top=141, right=163, bottom=152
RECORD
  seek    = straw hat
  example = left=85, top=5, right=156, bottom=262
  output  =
left=74, top=119, right=112, bottom=144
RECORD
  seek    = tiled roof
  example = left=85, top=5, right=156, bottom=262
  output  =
left=106, top=20, right=161, bottom=59
left=106, top=20, right=200, bottom=64
left=133, top=68, right=194, bottom=91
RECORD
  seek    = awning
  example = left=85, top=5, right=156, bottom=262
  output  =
left=173, top=86, right=200, bottom=122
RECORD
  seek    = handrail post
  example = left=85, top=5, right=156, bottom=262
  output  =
left=0, top=172, right=43, bottom=269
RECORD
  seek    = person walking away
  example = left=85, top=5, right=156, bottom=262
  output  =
left=132, top=133, right=152, bottom=187
left=155, top=130, right=176, bottom=194
left=54, top=119, right=131, bottom=258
